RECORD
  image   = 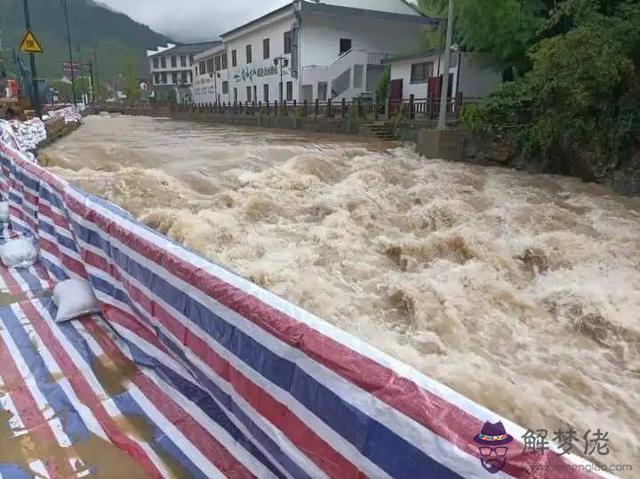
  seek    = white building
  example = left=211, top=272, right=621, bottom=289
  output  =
left=148, top=41, right=221, bottom=103
left=191, top=0, right=436, bottom=105
left=383, top=49, right=503, bottom=101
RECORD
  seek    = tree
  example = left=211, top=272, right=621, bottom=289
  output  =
left=376, top=66, right=391, bottom=105
left=124, top=55, right=139, bottom=106
left=464, top=0, right=640, bottom=183
left=418, top=0, right=551, bottom=75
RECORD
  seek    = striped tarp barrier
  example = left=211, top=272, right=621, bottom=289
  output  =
left=0, top=138, right=609, bottom=478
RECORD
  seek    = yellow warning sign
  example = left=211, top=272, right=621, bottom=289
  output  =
left=19, top=30, right=44, bottom=54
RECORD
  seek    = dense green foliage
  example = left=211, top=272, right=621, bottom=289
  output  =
left=375, top=66, right=391, bottom=105
left=419, top=0, right=553, bottom=75
left=463, top=0, right=640, bottom=179
left=422, top=0, right=639, bottom=184
left=0, top=0, right=169, bottom=84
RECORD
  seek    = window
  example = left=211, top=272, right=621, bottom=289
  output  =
left=286, top=81, right=293, bottom=101
left=410, top=61, right=433, bottom=84
left=246, top=45, right=252, bottom=64
left=181, top=55, right=187, bottom=67
left=222, top=81, right=229, bottom=94
left=190, top=55, right=194, bottom=65
left=263, top=84, right=269, bottom=103
left=284, top=31, right=292, bottom=54
left=221, top=53, right=228, bottom=69
left=233, top=87, right=238, bottom=102
left=246, top=86, right=252, bottom=102
left=153, top=57, right=159, bottom=69
left=339, top=38, right=352, bottom=55
left=206, top=59, right=214, bottom=74
left=194, top=65, right=198, bottom=76
left=160, top=57, right=166, bottom=68
left=171, top=56, right=177, bottom=68
left=263, top=38, right=270, bottom=59
left=188, top=71, right=192, bottom=83
left=199, top=61, right=206, bottom=76
left=171, top=72, right=178, bottom=84
left=154, top=73, right=160, bottom=84
left=161, top=72, right=167, bottom=84
left=318, top=82, right=328, bottom=101
left=181, top=71, right=188, bottom=84
left=231, top=50, right=237, bottom=67
left=215, top=56, right=221, bottom=71
left=253, top=85, right=257, bottom=102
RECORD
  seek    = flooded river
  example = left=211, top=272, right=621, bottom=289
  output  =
left=41, top=114, right=640, bottom=470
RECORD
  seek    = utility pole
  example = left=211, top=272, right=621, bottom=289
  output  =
left=88, top=61, right=94, bottom=103
left=437, top=0, right=454, bottom=130
left=93, top=45, right=99, bottom=102
left=61, top=0, right=77, bottom=105
left=22, top=0, right=41, bottom=117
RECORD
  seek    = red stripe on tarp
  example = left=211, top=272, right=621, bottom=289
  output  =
left=84, top=319, right=256, bottom=479
left=0, top=318, right=72, bottom=478
left=64, top=190, right=598, bottom=479
left=102, top=303, right=175, bottom=362
left=38, top=203, right=72, bottom=231
left=17, top=300, right=164, bottom=478
left=0, top=265, right=22, bottom=296
left=39, top=237, right=88, bottom=279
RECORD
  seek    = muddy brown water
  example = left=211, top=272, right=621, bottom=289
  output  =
left=36, top=114, right=640, bottom=472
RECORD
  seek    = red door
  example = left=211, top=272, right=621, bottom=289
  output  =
left=389, top=79, right=403, bottom=115
left=389, top=79, right=403, bottom=101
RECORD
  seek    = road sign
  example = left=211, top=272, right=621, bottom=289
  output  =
left=63, top=62, right=81, bottom=73
left=19, top=30, right=44, bottom=54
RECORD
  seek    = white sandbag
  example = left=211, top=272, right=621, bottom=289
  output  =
left=0, top=202, right=8, bottom=222
left=53, top=279, right=101, bottom=323
left=0, top=238, right=39, bottom=268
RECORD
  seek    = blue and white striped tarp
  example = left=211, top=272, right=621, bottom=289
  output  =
left=0, top=132, right=608, bottom=478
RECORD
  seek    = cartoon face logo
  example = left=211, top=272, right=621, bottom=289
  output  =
left=473, top=421, right=513, bottom=474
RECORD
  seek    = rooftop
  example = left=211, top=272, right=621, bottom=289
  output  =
left=221, top=0, right=436, bottom=39
left=149, top=41, right=222, bottom=57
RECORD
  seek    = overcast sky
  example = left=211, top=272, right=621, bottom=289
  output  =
left=99, top=0, right=292, bottom=42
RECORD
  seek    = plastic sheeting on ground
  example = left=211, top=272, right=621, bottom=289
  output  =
left=0, top=134, right=609, bottom=478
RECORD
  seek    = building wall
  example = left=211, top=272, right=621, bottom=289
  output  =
left=298, top=11, right=425, bottom=99
left=191, top=47, right=231, bottom=104
left=389, top=53, right=459, bottom=99
left=300, top=12, right=424, bottom=67
left=224, top=13, right=298, bottom=104
left=149, top=55, right=195, bottom=92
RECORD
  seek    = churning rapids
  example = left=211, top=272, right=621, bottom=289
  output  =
left=41, top=114, right=640, bottom=470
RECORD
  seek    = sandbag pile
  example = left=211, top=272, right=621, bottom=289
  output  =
left=50, top=106, right=82, bottom=125
left=5, top=117, right=47, bottom=151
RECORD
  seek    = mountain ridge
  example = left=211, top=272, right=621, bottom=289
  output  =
left=0, top=0, right=172, bottom=85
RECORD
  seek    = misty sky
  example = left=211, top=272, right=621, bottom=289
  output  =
left=99, top=0, right=292, bottom=42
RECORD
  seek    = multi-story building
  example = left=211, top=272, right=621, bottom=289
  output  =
left=147, top=41, right=221, bottom=103
left=191, top=0, right=435, bottom=105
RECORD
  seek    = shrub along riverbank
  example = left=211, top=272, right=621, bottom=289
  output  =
left=422, top=0, right=640, bottom=195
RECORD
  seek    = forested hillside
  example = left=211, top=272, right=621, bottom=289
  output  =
left=0, top=0, right=170, bottom=82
